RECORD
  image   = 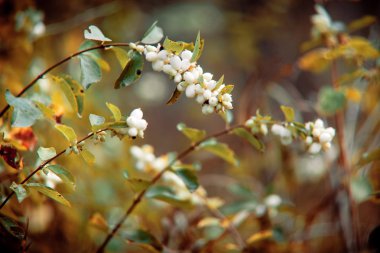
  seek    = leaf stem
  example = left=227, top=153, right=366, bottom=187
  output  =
left=0, top=42, right=130, bottom=119
left=0, top=129, right=107, bottom=209
left=96, top=125, right=246, bottom=253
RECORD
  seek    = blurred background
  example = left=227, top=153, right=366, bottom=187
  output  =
left=1, top=0, right=380, bottom=252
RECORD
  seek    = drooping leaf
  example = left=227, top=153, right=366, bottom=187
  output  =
left=55, top=124, right=77, bottom=144
left=318, top=86, right=346, bottom=116
left=114, top=50, right=144, bottom=89
left=141, top=21, right=164, bottom=44
left=10, top=182, right=28, bottom=203
left=177, top=123, right=206, bottom=143
left=146, top=185, right=192, bottom=208
left=59, top=75, right=85, bottom=117
left=106, top=102, right=122, bottom=121
left=5, top=90, right=43, bottom=127
left=199, top=138, right=239, bottom=166
left=46, top=164, right=75, bottom=187
left=190, top=31, right=204, bottom=62
left=89, top=114, right=105, bottom=127
left=280, top=105, right=295, bottom=122
left=37, top=146, right=56, bottom=161
left=26, top=183, right=71, bottom=207
left=111, top=47, right=129, bottom=68
left=357, top=147, right=380, bottom=167
left=166, top=88, right=182, bottom=105
left=124, top=229, right=163, bottom=251
left=125, top=178, right=150, bottom=193
left=79, top=54, right=102, bottom=90
left=80, top=149, right=95, bottom=166
left=350, top=175, right=372, bottom=203
left=0, top=145, right=22, bottom=169
left=173, top=168, right=199, bottom=192
left=232, top=128, right=264, bottom=152
left=84, top=25, right=111, bottom=42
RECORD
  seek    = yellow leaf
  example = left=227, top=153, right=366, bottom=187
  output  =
left=89, top=212, right=109, bottom=232
left=298, top=48, right=331, bottom=73
left=246, top=230, right=273, bottom=244
left=55, top=124, right=77, bottom=144
left=106, top=102, right=122, bottom=121
left=344, top=87, right=361, bottom=103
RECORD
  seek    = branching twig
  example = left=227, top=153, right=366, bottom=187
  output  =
left=0, top=129, right=107, bottom=209
left=0, top=42, right=130, bottom=118
left=96, top=125, right=246, bottom=253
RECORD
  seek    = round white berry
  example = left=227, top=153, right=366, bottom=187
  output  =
left=170, top=55, right=182, bottom=70
left=181, top=50, right=193, bottom=60
left=130, top=108, right=143, bottom=119
left=128, top=127, right=138, bottom=137
left=152, top=60, right=164, bottom=71
left=183, top=71, right=195, bottom=84
left=185, top=84, right=196, bottom=98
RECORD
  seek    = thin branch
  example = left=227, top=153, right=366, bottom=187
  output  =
left=96, top=125, right=246, bottom=253
left=0, top=129, right=107, bottom=209
left=0, top=42, right=130, bottom=118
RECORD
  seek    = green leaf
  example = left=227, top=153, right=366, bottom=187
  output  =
left=166, top=88, right=182, bottom=105
left=125, top=178, right=150, bottom=193
left=55, top=124, right=77, bottom=144
left=114, top=50, right=144, bottom=89
left=26, top=183, right=71, bottom=207
left=357, top=147, right=380, bottom=167
left=10, top=182, right=28, bottom=203
left=350, top=175, right=372, bottom=203
left=173, top=168, right=199, bottom=192
left=37, top=147, right=57, bottom=160
left=318, top=86, right=346, bottom=116
left=163, top=37, right=186, bottom=55
left=280, top=105, right=295, bottom=122
left=84, top=25, right=111, bottom=42
left=146, top=185, right=192, bottom=208
left=141, top=21, right=164, bottom=44
left=232, top=128, right=264, bottom=152
left=60, top=75, right=85, bottom=117
left=106, top=102, right=122, bottom=121
left=213, top=75, right=224, bottom=91
left=46, top=164, right=75, bottom=188
left=5, top=90, right=43, bottom=127
left=79, top=54, right=102, bottom=90
left=80, top=149, right=95, bottom=165
left=111, top=47, right=129, bottom=68
left=177, top=123, right=206, bottom=142
left=347, top=16, right=376, bottom=33
left=124, top=229, right=163, bottom=251
left=0, top=213, right=25, bottom=241
left=219, top=110, right=233, bottom=125
left=199, top=138, right=238, bottom=166
left=89, top=114, right=105, bottom=127
left=220, top=84, right=234, bottom=94
left=190, top=31, right=204, bottom=62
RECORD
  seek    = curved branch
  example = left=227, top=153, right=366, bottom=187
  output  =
left=96, top=125, right=246, bottom=253
left=0, top=129, right=107, bottom=209
left=0, top=42, right=130, bottom=118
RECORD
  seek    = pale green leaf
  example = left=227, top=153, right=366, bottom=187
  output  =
left=190, top=31, right=204, bottom=62
left=10, top=182, right=28, bottom=203
left=146, top=185, right=192, bottom=208
left=114, top=50, right=144, bottom=89
left=126, top=178, right=150, bottom=193
left=318, top=86, right=346, bottom=116
left=280, top=105, right=295, bottom=122
left=106, top=102, right=122, bottom=121
left=84, top=25, right=111, bottom=42
left=37, top=147, right=57, bottom=160
left=5, top=90, right=43, bottom=127
left=46, top=164, right=75, bottom=187
left=350, top=176, right=372, bottom=203
left=199, top=138, right=238, bottom=166
left=173, top=168, right=199, bottom=192
left=26, top=183, right=71, bottom=207
left=220, top=84, right=234, bottom=94
left=141, top=21, right=164, bottom=44
left=177, top=123, right=206, bottom=142
left=55, top=124, right=77, bottom=144
left=232, top=128, right=264, bottom=152
left=79, top=54, right=101, bottom=90
left=89, top=114, right=105, bottom=127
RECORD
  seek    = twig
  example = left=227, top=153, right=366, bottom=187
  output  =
left=0, top=129, right=107, bottom=209
left=96, top=125, right=246, bottom=253
left=0, top=42, right=130, bottom=118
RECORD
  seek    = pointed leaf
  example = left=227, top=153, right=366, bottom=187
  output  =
left=0, top=213, right=25, bottom=241
left=166, top=88, right=182, bottom=105
left=199, top=138, right=238, bottom=166
left=146, top=185, right=192, bottom=208
left=89, top=212, right=109, bottom=232
left=26, top=183, right=71, bottom=207
left=55, top=124, right=77, bottom=144
left=173, top=168, right=199, bottom=192
left=280, top=105, right=295, bottom=122
left=84, top=25, right=111, bottom=42
left=141, top=21, right=164, bottom=44
left=46, top=164, right=75, bottom=187
left=177, top=123, right=206, bottom=142
left=37, top=147, right=57, bottom=161
left=5, top=90, right=43, bottom=127
left=60, top=75, right=85, bottom=117
left=125, top=178, right=150, bottom=193
left=347, top=16, right=376, bottom=33
left=114, top=50, right=144, bottom=89
left=106, top=102, right=122, bottom=121
left=79, top=54, right=101, bottom=90
left=232, top=128, right=264, bottom=152
left=89, top=114, right=105, bottom=127
left=190, top=31, right=204, bottom=62
left=10, top=182, right=28, bottom=203
left=54, top=76, right=77, bottom=113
